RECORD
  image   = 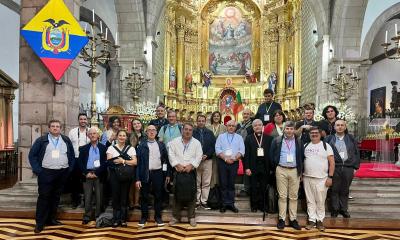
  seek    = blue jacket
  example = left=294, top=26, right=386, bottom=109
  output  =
left=136, top=140, right=170, bottom=183
left=78, top=142, right=107, bottom=182
left=28, top=133, right=75, bottom=175
left=325, top=134, right=360, bottom=170
left=192, top=127, right=216, bottom=160
left=269, top=135, right=304, bottom=176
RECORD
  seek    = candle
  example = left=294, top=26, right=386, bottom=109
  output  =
left=356, top=72, right=359, bottom=78
left=396, top=24, right=398, bottom=36
left=134, top=59, right=136, bottom=68
left=100, top=21, right=103, bottom=33
left=348, top=65, right=351, bottom=73
left=90, top=25, right=93, bottom=35
left=351, top=69, right=354, bottom=75
left=115, top=32, right=118, bottom=44
left=140, top=66, right=142, bottom=74
left=386, top=30, right=388, bottom=43
left=156, top=96, right=160, bottom=104
left=92, top=9, right=95, bottom=23
left=337, top=66, right=340, bottom=73
left=105, top=28, right=108, bottom=40
left=84, top=23, right=87, bottom=33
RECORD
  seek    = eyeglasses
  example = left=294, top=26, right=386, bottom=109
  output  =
left=147, top=129, right=157, bottom=132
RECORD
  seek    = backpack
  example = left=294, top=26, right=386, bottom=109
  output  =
left=95, top=212, right=113, bottom=228
left=112, top=145, right=135, bottom=182
left=207, top=185, right=222, bottom=209
left=304, top=141, right=327, bottom=151
left=174, top=172, right=196, bottom=202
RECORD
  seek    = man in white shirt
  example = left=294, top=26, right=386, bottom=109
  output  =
left=303, top=126, right=335, bottom=231
left=68, top=113, right=90, bottom=208
left=168, top=123, right=203, bottom=227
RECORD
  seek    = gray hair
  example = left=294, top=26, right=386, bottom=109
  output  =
left=88, top=127, right=101, bottom=136
left=284, top=121, right=295, bottom=128
left=227, top=120, right=237, bottom=126
left=252, top=119, right=263, bottom=127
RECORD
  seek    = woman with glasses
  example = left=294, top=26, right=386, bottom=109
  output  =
left=207, top=111, right=226, bottom=188
left=264, top=110, right=286, bottom=138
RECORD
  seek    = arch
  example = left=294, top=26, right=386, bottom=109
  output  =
left=305, top=0, right=329, bottom=36
left=360, top=2, right=400, bottom=59
left=200, top=0, right=262, bottom=19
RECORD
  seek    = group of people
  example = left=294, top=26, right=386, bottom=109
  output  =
left=28, top=88, right=360, bottom=233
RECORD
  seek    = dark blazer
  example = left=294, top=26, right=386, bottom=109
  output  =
left=149, top=118, right=169, bottom=132
left=243, top=133, right=273, bottom=174
left=28, top=133, right=75, bottom=175
left=295, top=120, right=320, bottom=144
left=192, top=127, right=216, bottom=160
left=255, top=101, right=282, bottom=125
left=136, top=140, right=170, bottom=183
left=325, top=134, right=360, bottom=170
left=269, top=135, right=304, bottom=176
left=78, top=143, right=107, bottom=182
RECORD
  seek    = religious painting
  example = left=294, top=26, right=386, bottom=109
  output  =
left=219, top=88, right=236, bottom=114
left=286, top=65, right=294, bottom=89
left=370, top=87, right=386, bottom=117
left=209, top=6, right=252, bottom=75
left=169, top=66, right=176, bottom=89
left=268, top=72, right=277, bottom=94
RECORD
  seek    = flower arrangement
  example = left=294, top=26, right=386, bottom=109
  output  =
left=315, top=101, right=357, bottom=124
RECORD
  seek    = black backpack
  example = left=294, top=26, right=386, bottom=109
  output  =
left=207, top=185, right=222, bottom=209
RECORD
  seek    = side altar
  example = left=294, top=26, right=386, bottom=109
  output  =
left=162, top=0, right=303, bottom=118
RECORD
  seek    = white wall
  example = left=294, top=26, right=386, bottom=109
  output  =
left=0, top=4, right=19, bottom=142
left=361, top=0, right=400, bottom=53
left=82, top=0, right=118, bottom=40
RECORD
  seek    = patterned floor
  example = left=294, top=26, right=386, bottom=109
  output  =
left=0, top=218, right=399, bottom=240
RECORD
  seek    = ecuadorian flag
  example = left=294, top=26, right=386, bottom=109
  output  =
left=21, top=0, right=88, bottom=81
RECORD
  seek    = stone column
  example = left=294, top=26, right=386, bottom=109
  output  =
left=277, top=15, right=288, bottom=105
left=108, top=60, right=121, bottom=106
left=5, top=95, right=15, bottom=149
left=19, top=0, right=82, bottom=180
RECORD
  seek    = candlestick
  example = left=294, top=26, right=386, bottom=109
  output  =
left=386, top=30, right=388, bottom=43
left=92, top=9, right=95, bottom=23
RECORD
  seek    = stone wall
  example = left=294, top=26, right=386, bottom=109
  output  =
left=300, top=0, right=318, bottom=106
left=152, top=6, right=166, bottom=104
left=19, top=0, right=81, bottom=180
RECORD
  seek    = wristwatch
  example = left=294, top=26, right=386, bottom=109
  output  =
left=328, top=175, right=333, bottom=179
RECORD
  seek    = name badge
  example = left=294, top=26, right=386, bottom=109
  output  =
left=287, top=154, right=294, bottom=163
left=339, top=152, right=345, bottom=159
left=225, top=149, right=233, bottom=156
left=162, top=163, right=167, bottom=171
left=51, top=150, right=60, bottom=159
left=94, top=160, right=100, bottom=168
left=257, top=148, right=264, bottom=157
left=264, top=114, right=270, bottom=122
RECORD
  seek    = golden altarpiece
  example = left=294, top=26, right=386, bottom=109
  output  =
left=163, top=0, right=302, bottom=121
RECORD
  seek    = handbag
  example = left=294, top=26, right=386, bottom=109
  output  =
left=174, top=172, right=196, bottom=202
left=267, top=184, right=279, bottom=214
left=207, top=185, right=222, bottom=209
left=113, top=145, right=135, bottom=182
left=237, top=159, right=244, bottom=175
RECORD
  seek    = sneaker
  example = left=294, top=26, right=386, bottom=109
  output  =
left=305, top=221, right=316, bottom=230
left=348, top=195, right=353, bottom=200
left=277, top=219, right=285, bottom=230
left=138, top=218, right=146, bottom=228
left=189, top=218, right=197, bottom=227
left=202, top=203, right=211, bottom=210
left=155, top=218, right=164, bottom=227
left=289, top=219, right=301, bottom=230
left=316, top=220, right=325, bottom=231
left=169, top=217, right=179, bottom=226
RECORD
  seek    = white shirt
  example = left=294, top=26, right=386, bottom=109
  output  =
left=106, top=145, right=136, bottom=158
left=168, top=137, right=203, bottom=168
left=68, top=127, right=90, bottom=158
left=148, top=141, right=162, bottom=170
left=303, top=141, right=333, bottom=178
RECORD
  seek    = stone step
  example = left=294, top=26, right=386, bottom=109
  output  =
left=348, top=197, right=400, bottom=205
left=349, top=191, right=400, bottom=198
left=349, top=204, right=400, bottom=213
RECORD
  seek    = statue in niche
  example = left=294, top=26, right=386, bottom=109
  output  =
left=245, top=68, right=256, bottom=83
left=169, top=66, right=176, bottom=89
left=268, top=72, right=277, bottom=94
left=185, top=73, right=193, bottom=93
left=202, top=70, right=212, bottom=87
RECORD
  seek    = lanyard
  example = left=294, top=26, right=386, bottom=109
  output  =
left=227, top=133, right=235, bottom=145
left=168, top=125, right=177, bottom=139
left=182, top=138, right=191, bottom=154
left=212, top=124, right=220, bottom=136
left=49, top=134, right=60, bottom=149
left=77, top=128, right=88, bottom=145
left=284, top=138, right=294, bottom=153
left=265, top=102, right=273, bottom=114
left=254, top=132, right=263, bottom=148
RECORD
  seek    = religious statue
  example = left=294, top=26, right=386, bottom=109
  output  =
left=286, top=64, right=294, bottom=89
left=185, top=73, right=193, bottom=93
left=245, top=68, right=256, bottom=83
left=169, top=66, right=176, bottom=89
left=268, top=72, right=277, bottom=94
left=202, top=70, right=212, bottom=87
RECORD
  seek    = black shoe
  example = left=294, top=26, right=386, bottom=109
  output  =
left=220, top=206, right=226, bottom=213
left=112, top=221, right=120, bottom=228
left=289, top=219, right=301, bottom=230
left=339, top=210, right=351, bottom=218
left=155, top=217, right=164, bottom=227
left=238, top=190, right=249, bottom=197
left=82, top=220, right=90, bottom=225
left=251, top=207, right=257, bottom=213
left=331, top=211, right=338, bottom=218
left=121, top=221, right=128, bottom=227
left=230, top=205, right=239, bottom=213
left=277, top=219, right=285, bottom=230
left=34, top=225, right=43, bottom=233
left=47, top=220, right=62, bottom=226
left=71, top=201, right=80, bottom=209
left=138, top=218, right=147, bottom=228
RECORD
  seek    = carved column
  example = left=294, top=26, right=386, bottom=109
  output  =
left=176, top=15, right=186, bottom=96
left=5, top=95, right=15, bottom=149
left=277, top=13, right=288, bottom=104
